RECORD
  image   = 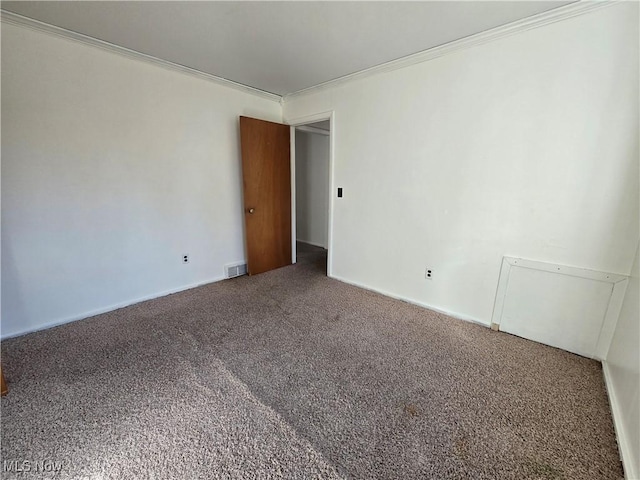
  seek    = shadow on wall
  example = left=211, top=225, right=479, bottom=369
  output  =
left=1, top=236, right=27, bottom=338
left=586, top=105, right=639, bottom=273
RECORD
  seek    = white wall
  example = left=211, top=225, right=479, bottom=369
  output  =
left=284, top=3, right=639, bottom=325
left=1, top=23, right=281, bottom=338
left=295, top=130, right=329, bottom=248
left=605, top=241, right=639, bottom=480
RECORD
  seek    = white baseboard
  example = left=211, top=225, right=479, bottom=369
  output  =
left=602, top=361, right=639, bottom=480
left=0, top=275, right=226, bottom=340
left=329, top=274, right=488, bottom=328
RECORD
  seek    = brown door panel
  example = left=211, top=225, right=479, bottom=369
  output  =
left=240, top=117, right=292, bottom=275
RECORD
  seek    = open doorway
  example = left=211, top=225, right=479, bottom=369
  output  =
left=291, top=119, right=331, bottom=275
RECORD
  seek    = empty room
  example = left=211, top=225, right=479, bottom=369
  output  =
left=1, top=1, right=638, bottom=479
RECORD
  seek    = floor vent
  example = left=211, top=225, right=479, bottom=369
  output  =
left=225, top=263, right=248, bottom=278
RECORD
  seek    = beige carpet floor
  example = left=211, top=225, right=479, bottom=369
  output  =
left=1, top=243, right=623, bottom=479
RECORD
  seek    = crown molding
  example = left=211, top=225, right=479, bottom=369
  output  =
left=283, top=1, right=618, bottom=102
left=0, top=9, right=282, bottom=103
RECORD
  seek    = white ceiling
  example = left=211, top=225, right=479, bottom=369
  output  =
left=1, top=1, right=572, bottom=96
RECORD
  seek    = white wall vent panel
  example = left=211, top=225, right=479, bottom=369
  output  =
left=491, top=257, right=628, bottom=359
left=225, top=263, right=248, bottom=279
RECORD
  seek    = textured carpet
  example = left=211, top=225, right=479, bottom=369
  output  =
left=1, top=243, right=623, bottom=479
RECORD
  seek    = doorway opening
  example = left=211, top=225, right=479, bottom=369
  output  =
left=289, top=113, right=334, bottom=276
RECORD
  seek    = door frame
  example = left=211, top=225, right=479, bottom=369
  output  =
left=287, top=111, right=335, bottom=277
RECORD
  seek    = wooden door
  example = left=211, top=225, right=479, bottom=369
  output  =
left=240, top=116, right=292, bottom=275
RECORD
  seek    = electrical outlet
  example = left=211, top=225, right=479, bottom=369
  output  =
left=425, top=268, right=433, bottom=280
left=183, top=254, right=189, bottom=264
